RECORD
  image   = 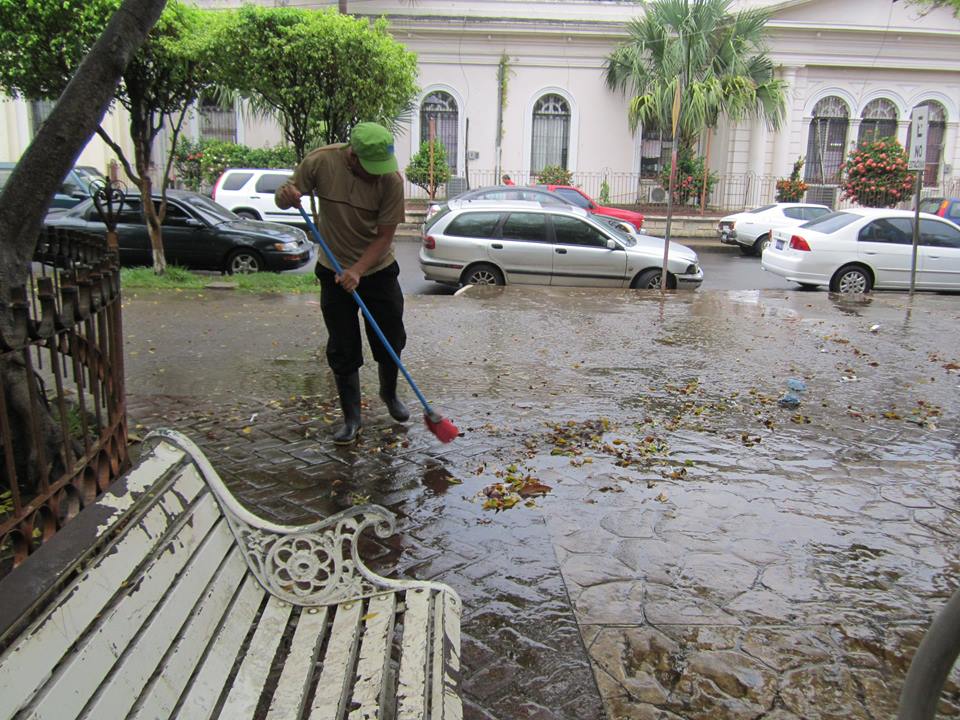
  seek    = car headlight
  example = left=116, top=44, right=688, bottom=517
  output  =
left=274, top=241, right=299, bottom=252
left=685, top=263, right=699, bottom=275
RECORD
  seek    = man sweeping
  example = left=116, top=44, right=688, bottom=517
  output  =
left=275, top=122, right=408, bottom=445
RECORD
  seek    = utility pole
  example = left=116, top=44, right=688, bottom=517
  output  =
left=907, top=105, right=929, bottom=296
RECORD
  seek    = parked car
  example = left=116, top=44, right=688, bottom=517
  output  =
left=0, top=161, right=104, bottom=209
left=717, top=203, right=831, bottom=256
left=535, top=184, right=645, bottom=230
left=918, top=196, right=960, bottom=223
left=419, top=200, right=701, bottom=289
left=425, top=184, right=572, bottom=222
left=761, top=207, right=960, bottom=293
left=211, top=168, right=309, bottom=224
left=46, top=189, right=312, bottom=274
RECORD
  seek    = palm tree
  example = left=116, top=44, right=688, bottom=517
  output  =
left=604, top=0, right=785, bottom=153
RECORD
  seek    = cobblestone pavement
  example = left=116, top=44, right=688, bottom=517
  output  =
left=123, top=286, right=960, bottom=719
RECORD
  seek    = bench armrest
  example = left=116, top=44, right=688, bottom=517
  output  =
left=145, top=429, right=438, bottom=607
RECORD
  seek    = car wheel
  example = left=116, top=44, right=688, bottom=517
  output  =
left=829, top=264, right=872, bottom=294
left=752, top=234, right=770, bottom=256
left=226, top=249, right=262, bottom=275
left=631, top=268, right=676, bottom=290
left=235, top=209, right=260, bottom=220
left=462, top=263, right=504, bottom=286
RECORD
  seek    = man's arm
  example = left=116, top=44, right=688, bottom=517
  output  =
left=337, top=224, right=397, bottom=292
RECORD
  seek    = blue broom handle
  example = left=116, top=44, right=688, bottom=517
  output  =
left=297, top=207, right=434, bottom=414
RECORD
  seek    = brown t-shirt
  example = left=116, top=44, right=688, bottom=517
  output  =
left=278, top=144, right=405, bottom=274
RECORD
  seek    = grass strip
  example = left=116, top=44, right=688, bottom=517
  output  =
left=121, top=266, right=320, bottom=294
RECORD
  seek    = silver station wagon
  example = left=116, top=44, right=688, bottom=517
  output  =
left=419, top=201, right=703, bottom=289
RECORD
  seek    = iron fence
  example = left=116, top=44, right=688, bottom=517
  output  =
left=404, top=169, right=960, bottom=214
left=0, top=224, right=128, bottom=575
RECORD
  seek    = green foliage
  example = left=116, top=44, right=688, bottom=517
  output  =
left=599, top=177, right=611, bottom=204
left=659, top=150, right=717, bottom=205
left=776, top=157, right=808, bottom=202
left=172, top=139, right=296, bottom=191
left=213, top=6, right=419, bottom=161
left=840, top=138, right=915, bottom=208
left=604, top=0, right=785, bottom=151
left=405, top=139, right=451, bottom=199
left=536, top=165, right=573, bottom=185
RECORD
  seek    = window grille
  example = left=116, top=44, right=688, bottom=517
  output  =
left=199, top=96, right=237, bottom=143
left=420, top=91, right=458, bottom=174
left=804, top=96, right=850, bottom=184
left=858, top=98, right=898, bottom=145
left=531, top=94, right=570, bottom=174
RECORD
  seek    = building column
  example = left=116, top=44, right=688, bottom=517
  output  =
left=897, top=119, right=910, bottom=148
left=747, top=116, right=769, bottom=205
left=848, top=118, right=862, bottom=151
left=771, top=65, right=799, bottom=178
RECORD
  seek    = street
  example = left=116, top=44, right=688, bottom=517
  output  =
left=295, top=240, right=797, bottom=295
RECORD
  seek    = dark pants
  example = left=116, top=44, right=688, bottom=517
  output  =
left=315, top=261, right=406, bottom=375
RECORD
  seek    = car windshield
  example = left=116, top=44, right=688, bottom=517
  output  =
left=799, top=211, right=859, bottom=234
left=596, top=217, right=635, bottom=246
left=179, top=194, right=239, bottom=224
left=747, top=204, right=776, bottom=214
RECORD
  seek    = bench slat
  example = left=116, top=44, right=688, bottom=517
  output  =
left=397, top=588, right=431, bottom=719
left=439, top=593, right=462, bottom=720
left=430, top=593, right=462, bottom=720
left=128, top=546, right=248, bottom=720
left=0, top=470, right=209, bottom=720
left=79, top=517, right=235, bottom=720
left=348, top=592, right=397, bottom=719
left=264, top=606, right=329, bottom=720
left=215, top=595, right=293, bottom=719
left=24, top=498, right=225, bottom=720
left=172, top=574, right=265, bottom=720
left=308, top=599, right=362, bottom=720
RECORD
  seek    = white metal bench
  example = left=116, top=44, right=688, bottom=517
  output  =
left=0, top=428, right=462, bottom=719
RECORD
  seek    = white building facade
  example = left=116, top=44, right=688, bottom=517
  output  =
left=3, top=0, right=959, bottom=209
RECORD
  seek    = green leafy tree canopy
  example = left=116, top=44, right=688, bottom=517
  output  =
left=214, top=6, right=419, bottom=161
left=604, top=0, right=785, bottom=149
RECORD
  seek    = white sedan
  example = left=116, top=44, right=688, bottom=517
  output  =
left=718, top=202, right=830, bottom=256
left=761, top=207, right=960, bottom=293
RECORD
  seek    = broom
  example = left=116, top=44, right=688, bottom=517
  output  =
left=297, top=207, right=459, bottom=443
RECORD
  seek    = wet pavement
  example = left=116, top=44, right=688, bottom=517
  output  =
left=123, top=285, right=960, bottom=719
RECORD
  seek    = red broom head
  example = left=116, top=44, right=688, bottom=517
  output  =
left=424, top=412, right=459, bottom=443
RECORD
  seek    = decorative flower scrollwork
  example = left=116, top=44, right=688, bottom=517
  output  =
left=90, top=180, right=128, bottom=232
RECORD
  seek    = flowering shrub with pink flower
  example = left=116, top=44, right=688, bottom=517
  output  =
left=840, top=138, right=915, bottom=208
left=775, top=157, right=808, bottom=202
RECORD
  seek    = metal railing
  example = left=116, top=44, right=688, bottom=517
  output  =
left=0, top=222, right=128, bottom=575
left=403, top=170, right=960, bottom=214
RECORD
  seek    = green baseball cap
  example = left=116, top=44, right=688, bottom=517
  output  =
left=350, top=122, right=399, bottom=175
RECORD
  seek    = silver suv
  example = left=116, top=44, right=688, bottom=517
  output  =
left=420, top=201, right=702, bottom=289
left=211, top=168, right=309, bottom=224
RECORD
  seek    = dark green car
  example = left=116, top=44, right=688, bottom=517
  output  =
left=46, top=189, right=313, bottom=274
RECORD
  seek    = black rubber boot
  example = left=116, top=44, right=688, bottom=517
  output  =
left=378, top=363, right=410, bottom=422
left=333, top=372, right=362, bottom=445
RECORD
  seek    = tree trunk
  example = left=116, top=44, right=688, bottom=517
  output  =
left=700, top=128, right=712, bottom=216
left=0, top=0, right=166, bottom=496
left=0, top=0, right=167, bottom=298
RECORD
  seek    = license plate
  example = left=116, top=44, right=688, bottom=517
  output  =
left=776, top=239, right=784, bottom=250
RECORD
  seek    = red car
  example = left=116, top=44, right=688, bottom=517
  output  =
left=536, top=184, right=644, bottom=230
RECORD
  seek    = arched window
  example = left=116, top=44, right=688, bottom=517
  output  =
left=907, top=100, right=947, bottom=186
left=530, top=94, right=570, bottom=174
left=858, top=99, right=898, bottom=145
left=804, top=96, right=850, bottom=185
left=420, top=91, right=459, bottom=174
left=199, top=95, right=237, bottom=143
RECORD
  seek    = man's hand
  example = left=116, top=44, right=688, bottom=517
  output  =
left=336, top=266, right=361, bottom=293
left=275, top=184, right=302, bottom=210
